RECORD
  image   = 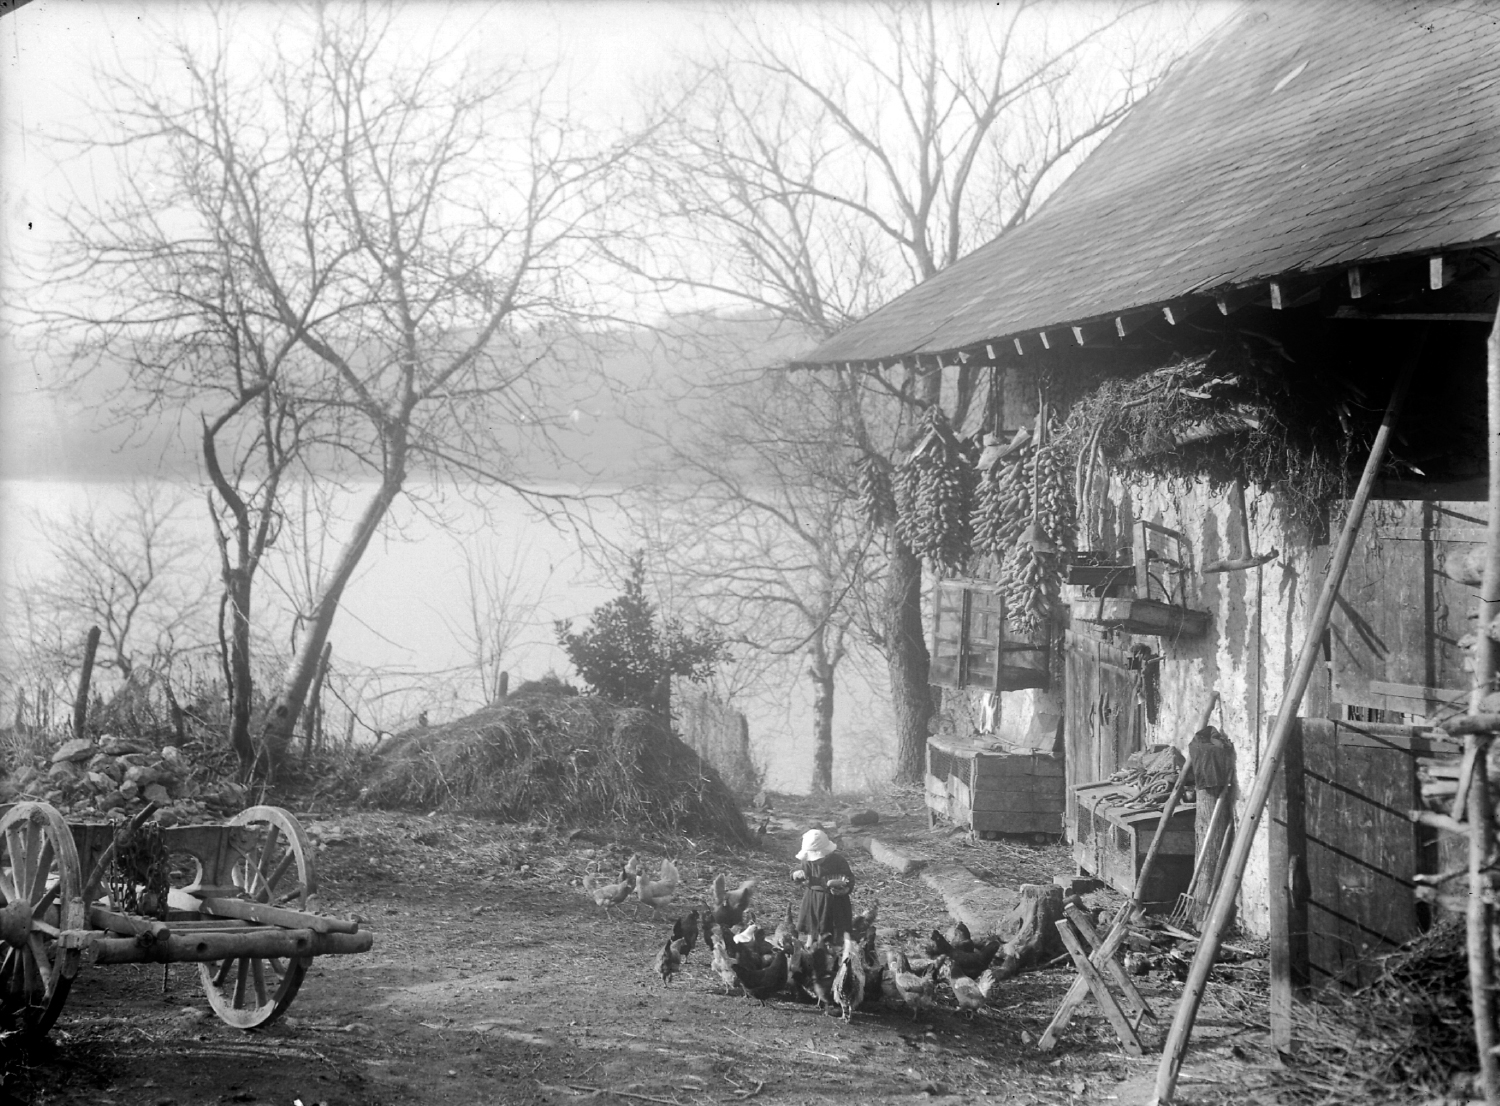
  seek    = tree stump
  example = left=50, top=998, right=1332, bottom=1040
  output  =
left=995, top=883, right=1065, bottom=979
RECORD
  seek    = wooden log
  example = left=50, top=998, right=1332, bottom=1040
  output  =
left=87, top=904, right=171, bottom=945
left=74, top=927, right=372, bottom=965
left=73, top=626, right=101, bottom=742
left=1152, top=343, right=1421, bottom=1106
left=199, top=896, right=359, bottom=935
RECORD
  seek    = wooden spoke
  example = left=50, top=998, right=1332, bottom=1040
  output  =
left=198, top=807, right=313, bottom=1029
left=0, top=803, right=84, bottom=1037
left=29, top=840, right=55, bottom=904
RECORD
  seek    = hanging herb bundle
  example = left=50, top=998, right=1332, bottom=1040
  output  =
left=893, top=406, right=974, bottom=573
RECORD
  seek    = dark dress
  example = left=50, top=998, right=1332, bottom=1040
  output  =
left=795, top=852, right=855, bottom=940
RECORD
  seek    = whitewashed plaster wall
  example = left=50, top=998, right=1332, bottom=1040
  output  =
left=1094, top=473, right=1325, bottom=937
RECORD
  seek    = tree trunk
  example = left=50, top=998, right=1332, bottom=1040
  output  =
left=810, top=649, right=835, bottom=792
left=259, top=473, right=405, bottom=773
left=886, top=528, right=933, bottom=783
left=225, top=567, right=256, bottom=772
left=303, top=640, right=332, bottom=758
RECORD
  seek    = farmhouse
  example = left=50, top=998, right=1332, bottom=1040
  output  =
left=794, top=0, right=1500, bottom=1020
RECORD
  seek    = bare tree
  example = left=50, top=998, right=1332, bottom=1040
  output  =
left=5, top=484, right=213, bottom=723
left=444, top=537, right=553, bottom=707
left=39, top=7, right=633, bottom=771
left=629, top=365, right=879, bottom=792
left=613, top=0, right=1194, bottom=780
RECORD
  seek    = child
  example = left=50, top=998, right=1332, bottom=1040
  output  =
left=791, top=828, right=855, bottom=941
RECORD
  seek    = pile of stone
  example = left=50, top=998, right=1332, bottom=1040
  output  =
left=6, top=734, right=250, bottom=825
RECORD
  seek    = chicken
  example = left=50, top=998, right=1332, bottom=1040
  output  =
left=788, top=936, right=833, bottom=1007
left=943, top=958, right=987, bottom=1015
left=710, top=873, right=757, bottom=929
left=948, top=921, right=974, bottom=950
left=832, top=932, right=867, bottom=1022
left=635, top=858, right=679, bottom=916
left=671, top=910, right=700, bottom=957
left=975, top=967, right=1003, bottom=1002
left=732, top=945, right=789, bottom=1004
left=654, top=936, right=688, bottom=985
left=850, top=895, right=879, bottom=939
left=887, top=950, right=941, bottom=1021
left=709, top=927, right=741, bottom=994
left=733, top=919, right=776, bottom=965
left=770, top=902, right=797, bottom=948
left=582, top=867, right=635, bottom=913
left=929, top=928, right=1001, bottom=979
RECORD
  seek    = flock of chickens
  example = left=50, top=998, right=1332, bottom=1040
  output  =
left=581, top=856, right=1006, bottom=1022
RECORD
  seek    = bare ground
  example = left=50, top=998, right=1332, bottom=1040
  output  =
left=3, top=791, right=1277, bottom=1106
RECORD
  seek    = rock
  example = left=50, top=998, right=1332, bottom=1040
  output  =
left=49, top=760, right=83, bottom=783
left=86, top=771, right=113, bottom=790
left=848, top=809, right=881, bottom=827
left=98, top=792, right=125, bottom=812
left=154, top=808, right=179, bottom=827
left=124, top=765, right=158, bottom=786
left=100, top=736, right=152, bottom=756
left=143, top=783, right=172, bottom=805
left=119, top=780, right=141, bottom=801
left=160, top=745, right=183, bottom=766
left=117, top=753, right=151, bottom=768
left=51, top=738, right=96, bottom=764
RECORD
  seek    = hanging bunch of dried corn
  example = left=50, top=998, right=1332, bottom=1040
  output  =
left=855, top=452, right=896, bottom=527
left=971, top=447, right=1030, bottom=555
left=893, top=406, right=974, bottom=573
left=1002, top=410, right=1076, bottom=635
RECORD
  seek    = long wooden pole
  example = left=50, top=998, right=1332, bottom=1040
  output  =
left=1466, top=306, right=1500, bottom=1105
left=1152, top=338, right=1423, bottom=1105
left=73, top=625, right=101, bottom=741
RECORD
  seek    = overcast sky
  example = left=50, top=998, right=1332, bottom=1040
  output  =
left=0, top=0, right=1220, bottom=482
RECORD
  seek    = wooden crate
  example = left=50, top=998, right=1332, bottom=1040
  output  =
left=925, top=736, right=1065, bottom=836
left=1072, top=780, right=1196, bottom=911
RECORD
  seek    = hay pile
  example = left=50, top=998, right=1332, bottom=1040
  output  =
left=363, top=693, right=752, bottom=844
left=1275, top=919, right=1476, bottom=1103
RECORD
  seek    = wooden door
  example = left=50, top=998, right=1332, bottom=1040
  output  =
left=1063, top=630, right=1142, bottom=831
left=1329, top=499, right=1485, bottom=720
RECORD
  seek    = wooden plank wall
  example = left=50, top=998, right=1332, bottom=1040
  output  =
left=1273, top=718, right=1429, bottom=992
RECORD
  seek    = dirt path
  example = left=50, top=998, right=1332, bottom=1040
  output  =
left=4, top=798, right=1272, bottom=1106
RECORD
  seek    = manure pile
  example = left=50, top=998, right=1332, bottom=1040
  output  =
left=364, top=694, right=751, bottom=844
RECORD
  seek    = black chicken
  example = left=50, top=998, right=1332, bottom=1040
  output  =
left=672, top=910, right=700, bottom=957
left=929, top=928, right=1002, bottom=979
left=732, top=947, right=789, bottom=1004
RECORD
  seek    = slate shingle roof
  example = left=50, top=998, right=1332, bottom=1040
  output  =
left=801, top=1, right=1500, bottom=367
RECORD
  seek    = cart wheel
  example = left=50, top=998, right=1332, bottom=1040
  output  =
left=198, top=806, right=314, bottom=1029
left=0, top=802, right=85, bottom=1035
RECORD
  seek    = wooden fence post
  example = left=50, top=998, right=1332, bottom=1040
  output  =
left=73, top=625, right=102, bottom=741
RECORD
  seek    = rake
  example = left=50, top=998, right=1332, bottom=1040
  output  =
left=1170, top=787, right=1233, bottom=929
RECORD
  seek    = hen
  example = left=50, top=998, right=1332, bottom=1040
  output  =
left=929, top=928, right=1001, bottom=979
left=732, top=944, right=789, bottom=1004
left=943, top=958, right=987, bottom=1015
left=635, top=858, right=679, bottom=916
left=887, top=950, right=941, bottom=1021
left=770, top=902, right=797, bottom=948
left=709, top=927, right=741, bottom=994
left=654, top=936, right=688, bottom=985
left=582, top=867, right=635, bottom=914
left=671, top=910, right=700, bottom=957
left=850, top=895, right=879, bottom=939
left=710, top=873, right=757, bottom=929
left=832, top=933, right=867, bottom=1022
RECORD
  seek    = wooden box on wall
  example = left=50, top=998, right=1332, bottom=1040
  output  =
left=925, top=736, right=1065, bottom=837
left=1072, top=780, right=1196, bottom=909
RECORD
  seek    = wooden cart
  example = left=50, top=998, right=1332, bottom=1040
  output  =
left=0, top=801, right=372, bottom=1035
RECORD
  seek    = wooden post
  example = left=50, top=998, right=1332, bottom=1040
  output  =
left=1152, top=341, right=1421, bottom=1105
left=1268, top=720, right=1309, bottom=1051
left=303, top=641, right=332, bottom=757
left=73, top=625, right=101, bottom=742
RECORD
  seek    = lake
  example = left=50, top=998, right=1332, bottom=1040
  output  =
left=0, top=477, right=894, bottom=794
